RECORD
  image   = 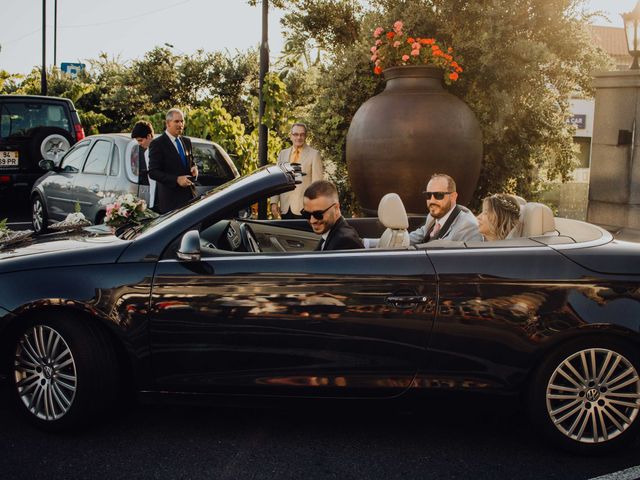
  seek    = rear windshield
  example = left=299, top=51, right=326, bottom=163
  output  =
left=0, top=101, right=70, bottom=139
left=192, top=142, right=235, bottom=184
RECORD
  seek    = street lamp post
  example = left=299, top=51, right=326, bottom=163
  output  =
left=257, top=0, right=269, bottom=218
left=54, top=0, right=58, bottom=67
left=41, top=0, right=48, bottom=95
left=622, top=0, right=640, bottom=70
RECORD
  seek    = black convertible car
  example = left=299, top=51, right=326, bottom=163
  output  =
left=0, top=163, right=639, bottom=454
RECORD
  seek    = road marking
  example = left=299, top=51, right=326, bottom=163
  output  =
left=588, top=465, right=640, bottom=480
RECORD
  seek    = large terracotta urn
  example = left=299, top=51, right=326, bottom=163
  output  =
left=346, top=65, right=483, bottom=216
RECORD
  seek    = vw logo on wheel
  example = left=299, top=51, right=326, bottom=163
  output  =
left=585, top=388, right=600, bottom=402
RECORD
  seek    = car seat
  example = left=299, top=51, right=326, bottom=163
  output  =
left=519, top=202, right=556, bottom=237
left=377, top=193, right=410, bottom=249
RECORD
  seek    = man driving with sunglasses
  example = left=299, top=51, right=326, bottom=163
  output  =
left=409, top=173, right=482, bottom=245
left=302, top=180, right=364, bottom=251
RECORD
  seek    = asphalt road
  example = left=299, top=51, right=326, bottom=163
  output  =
left=0, top=380, right=638, bottom=480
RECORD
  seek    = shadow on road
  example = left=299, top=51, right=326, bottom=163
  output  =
left=1, top=378, right=639, bottom=480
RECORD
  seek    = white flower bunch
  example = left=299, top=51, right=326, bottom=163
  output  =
left=104, top=193, right=155, bottom=228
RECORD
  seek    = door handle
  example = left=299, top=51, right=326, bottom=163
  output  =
left=285, top=239, right=304, bottom=248
left=386, top=295, right=430, bottom=308
left=64, top=182, right=72, bottom=190
left=89, top=184, right=100, bottom=192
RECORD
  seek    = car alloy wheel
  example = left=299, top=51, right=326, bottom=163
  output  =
left=11, top=315, right=119, bottom=431
left=545, top=346, right=640, bottom=447
left=14, top=325, right=77, bottom=421
left=32, top=196, right=46, bottom=234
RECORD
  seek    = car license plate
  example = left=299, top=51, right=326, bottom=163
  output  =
left=0, top=151, right=19, bottom=167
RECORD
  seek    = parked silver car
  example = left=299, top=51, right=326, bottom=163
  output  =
left=30, top=133, right=240, bottom=233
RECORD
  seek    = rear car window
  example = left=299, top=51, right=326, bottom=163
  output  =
left=83, top=140, right=112, bottom=175
left=130, top=143, right=140, bottom=176
left=192, top=142, right=234, bottom=183
left=0, top=102, right=70, bottom=138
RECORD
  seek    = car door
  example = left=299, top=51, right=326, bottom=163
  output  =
left=150, top=244, right=437, bottom=398
left=422, top=240, right=595, bottom=392
left=41, top=140, right=91, bottom=221
left=72, top=138, right=112, bottom=220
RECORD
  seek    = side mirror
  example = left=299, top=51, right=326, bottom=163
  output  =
left=38, top=159, right=56, bottom=171
left=177, top=230, right=201, bottom=262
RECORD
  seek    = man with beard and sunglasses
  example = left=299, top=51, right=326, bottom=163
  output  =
left=302, top=180, right=364, bottom=251
left=408, top=173, right=482, bottom=245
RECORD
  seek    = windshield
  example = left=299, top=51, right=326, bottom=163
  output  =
left=117, top=169, right=266, bottom=239
left=0, top=101, right=70, bottom=138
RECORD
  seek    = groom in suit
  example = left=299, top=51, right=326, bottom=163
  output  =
left=148, top=108, right=199, bottom=214
left=409, top=173, right=482, bottom=245
left=270, top=123, right=324, bottom=219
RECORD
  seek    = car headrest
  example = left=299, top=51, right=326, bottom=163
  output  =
left=513, top=195, right=527, bottom=206
left=378, top=193, right=409, bottom=230
left=521, top=202, right=555, bottom=237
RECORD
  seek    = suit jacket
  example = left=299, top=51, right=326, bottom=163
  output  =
left=317, top=216, right=364, bottom=251
left=270, top=145, right=323, bottom=215
left=148, top=132, right=195, bottom=214
left=409, top=205, right=482, bottom=245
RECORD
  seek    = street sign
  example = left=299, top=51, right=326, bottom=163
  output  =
left=61, top=62, right=85, bottom=79
left=568, top=114, right=586, bottom=130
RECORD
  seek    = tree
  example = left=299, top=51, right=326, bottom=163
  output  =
left=267, top=0, right=610, bottom=209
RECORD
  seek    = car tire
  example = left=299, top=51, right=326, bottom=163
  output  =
left=11, top=312, right=119, bottom=431
left=31, top=194, right=48, bottom=234
left=29, top=127, right=73, bottom=165
left=528, top=336, right=640, bottom=454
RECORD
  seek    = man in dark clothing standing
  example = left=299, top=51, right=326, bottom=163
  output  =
left=302, top=180, right=363, bottom=251
left=131, top=120, right=156, bottom=210
left=148, top=108, right=198, bottom=214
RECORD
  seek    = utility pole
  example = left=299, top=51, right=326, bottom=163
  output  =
left=53, top=0, right=58, bottom=66
left=41, top=0, right=48, bottom=95
left=257, top=0, right=269, bottom=218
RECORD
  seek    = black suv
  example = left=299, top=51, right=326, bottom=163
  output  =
left=0, top=95, right=85, bottom=196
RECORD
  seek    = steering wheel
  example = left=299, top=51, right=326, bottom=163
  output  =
left=238, top=222, right=261, bottom=253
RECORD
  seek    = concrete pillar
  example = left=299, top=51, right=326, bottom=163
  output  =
left=587, top=70, right=640, bottom=231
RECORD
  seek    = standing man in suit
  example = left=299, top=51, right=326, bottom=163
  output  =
left=131, top=120, right=157, bottom=211
left=270, top=123, right=324, bottom=219
left=409, top=173, right=482, bottom=245
left=148, top=108, right=198, bottom=214
left=302, top=180, right=363, bottom=251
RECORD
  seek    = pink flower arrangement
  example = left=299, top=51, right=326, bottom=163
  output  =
left=370, top=20, right=463, bottom=84
left=102, top=193, right=156, bottom=228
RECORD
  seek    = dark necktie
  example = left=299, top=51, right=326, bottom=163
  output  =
left=317, top=238, right=325, bottom=251
left=175, top=138, right=188, bottom=169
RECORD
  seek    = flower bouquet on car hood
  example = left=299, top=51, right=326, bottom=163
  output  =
left=102, top=193, right=157, bottom=229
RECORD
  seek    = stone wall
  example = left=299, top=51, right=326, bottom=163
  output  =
left=587, top=70, right=640, bottom=231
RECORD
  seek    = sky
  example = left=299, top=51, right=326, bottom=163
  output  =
left=0, top=0, right=637, bottom=76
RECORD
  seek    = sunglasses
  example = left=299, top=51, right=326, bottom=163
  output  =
left=423, top=191, right=452, bottom=200
left=301, top=203, right=336, bottom=220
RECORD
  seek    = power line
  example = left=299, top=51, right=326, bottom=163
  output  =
left=2, top=0, right=193, bottom=45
